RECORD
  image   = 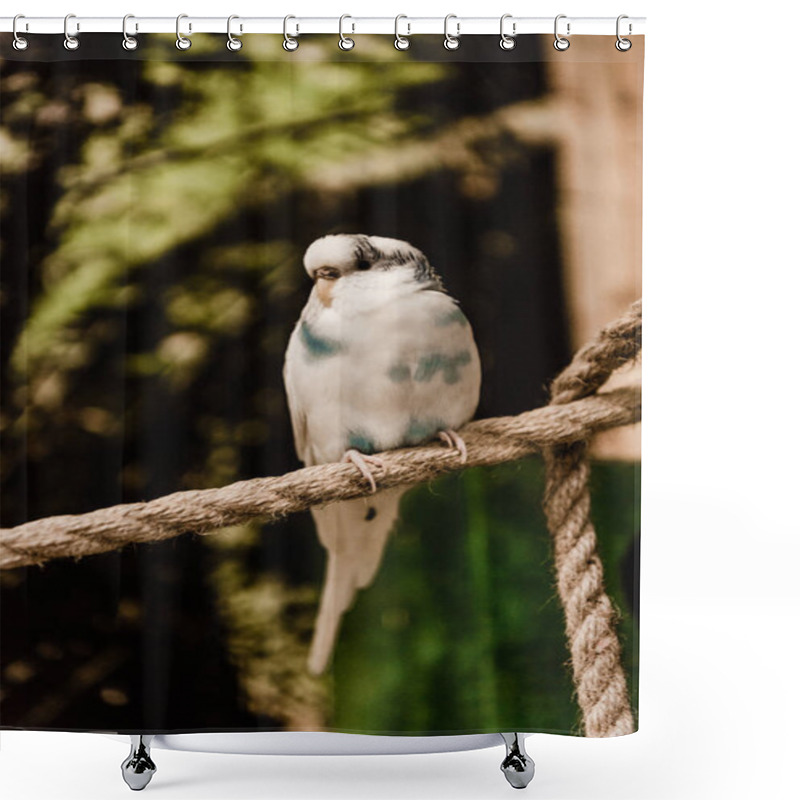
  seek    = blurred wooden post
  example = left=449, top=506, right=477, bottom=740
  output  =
left=545, top=38, right=644, bottom=460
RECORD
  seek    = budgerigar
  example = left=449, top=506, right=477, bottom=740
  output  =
left=283, top=234, right=481, bottom=675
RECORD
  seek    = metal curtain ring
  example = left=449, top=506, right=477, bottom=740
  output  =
left=12, top=14, right=29, bottom=51
left=616, top=14, right=632, bottom=51
left=176, top=13, right=192, bottom=50
left=394, top=15, right=410, bottom=50
left=499, top=14, right=516, bottom=50
left=443, top=14, right=460, bottom=50
left=122, top=14, right=138, bottom=50
left=227, top=15, right=242, bottom=51
left=63, top=13, right=79, bottom=51
left=283, top=15, right=299, bottom=51
left=554, top=14, right=570, bottom=51
left=339, top=14, right=355, bottom=50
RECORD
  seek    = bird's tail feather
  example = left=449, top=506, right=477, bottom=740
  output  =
left=307, top=489, right=404, bottom=675
left=307, top=554, right=349, bottom=676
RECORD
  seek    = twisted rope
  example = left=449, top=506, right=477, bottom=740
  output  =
left=543, top=299, right=641, bottom=737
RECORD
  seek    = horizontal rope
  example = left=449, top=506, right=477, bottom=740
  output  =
left=0, top=385, right=640, bottom=570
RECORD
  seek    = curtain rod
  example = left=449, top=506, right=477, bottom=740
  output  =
left=1, top=16, right=645, bottom=37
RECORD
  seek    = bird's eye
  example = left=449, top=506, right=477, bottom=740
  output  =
left=314, top=266, right=341, bottom=281
left=356, top=259, right=371, bottom=271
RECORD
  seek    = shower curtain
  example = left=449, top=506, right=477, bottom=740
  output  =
left=0, top=30, right=643, bottom=739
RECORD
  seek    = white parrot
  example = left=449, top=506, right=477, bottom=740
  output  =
left=283, top=234, right=481, bottom=675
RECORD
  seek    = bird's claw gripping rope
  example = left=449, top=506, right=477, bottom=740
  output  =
left=438, top=429, right=468, bottom=464
left=342, top=449, right=387, bottom=494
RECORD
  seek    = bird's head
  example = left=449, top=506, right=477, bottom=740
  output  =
left=303, top=234, right=441, bottom=307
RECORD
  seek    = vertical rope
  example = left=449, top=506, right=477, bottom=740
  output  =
left=543, top=299, right=641, bottom=736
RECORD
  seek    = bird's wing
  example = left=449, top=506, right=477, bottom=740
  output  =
left=282, top=328, right=310, bottom=464
left=307, top=487, right=404, bottom=675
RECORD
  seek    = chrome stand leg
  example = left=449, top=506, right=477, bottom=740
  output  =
left=500, top=733, right=535, bottom=789
left=121, top=734, right=157, bottom=791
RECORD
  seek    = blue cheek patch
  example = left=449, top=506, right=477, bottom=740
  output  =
left=414, top=350, right=472, bottom=384
left=388, top=363, right=412, bottom=382
left=404, top=418, right=446, bottom=445
left=301, top=321, right=342, bottom=359
left=347, top=431, right=378, bottom=454
left=435, top=308, right=469, bottom=327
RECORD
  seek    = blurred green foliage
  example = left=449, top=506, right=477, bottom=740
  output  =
left=330, top=458, right=639, bottom=735
left=7, top=35, right=444, bottom=388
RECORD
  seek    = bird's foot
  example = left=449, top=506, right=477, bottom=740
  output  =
left=342, top=450, right=386, bottom=494
left=438, top=429, right=468, bottom=464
